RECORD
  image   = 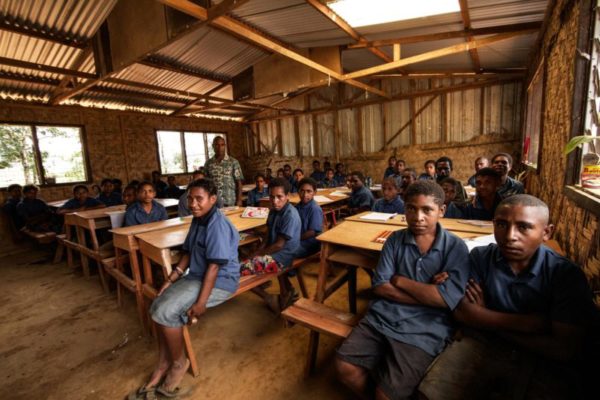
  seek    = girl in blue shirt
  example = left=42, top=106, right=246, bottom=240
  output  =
left=57, top=184, right=105, bottom=215
left=247, top=173, right=269, bottom=206
left=372, top=177, right=405, bottom=214
left=294, top=178, right=323, bottom=258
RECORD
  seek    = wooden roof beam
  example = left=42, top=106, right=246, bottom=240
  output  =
left=158, top=0, right=390, bottom=99
left=343, top=30, right=537, bottom=80
left=0, top=18, right=88, bottom=49
left=0, top=56, right=97, bottom=80
left=347, top=22, right=542, bottom=49
left=305, top=0, right=392, bottom=63
left=458, top=0, right=481, bottom=72
left=49, top=46, right=94, bottom=103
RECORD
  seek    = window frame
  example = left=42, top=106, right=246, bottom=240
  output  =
left=154, top=129, right=229, bottom=176
left=522, top=58, right=545, bottom=171
left=0, top=121, right=91, bottom=189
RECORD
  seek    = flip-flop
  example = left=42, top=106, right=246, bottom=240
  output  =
left=156, top=359, right=190, bottom=398
left=127, top=385, right=157, bottom=400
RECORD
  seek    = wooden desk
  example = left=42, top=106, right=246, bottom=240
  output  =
left=346, top=212, right=494, bottom=235
left=155, top=198, right=179, bottom=208
left=47, top=198, right=69, bottom=209
left=288, top=188, right=350, bottom=206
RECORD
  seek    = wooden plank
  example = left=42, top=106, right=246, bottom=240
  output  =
left=207, top=0, right=250, bottom=21
left=458, top=0, right=482, bottom=72
left=347, top=22, right=543, bottom=48
left=343, top=31, right=538, bottom=80
left=281, top=302, right=355, bottom=338
left=0, top=56, right=97, bottom=80
left=384, top=94, right=439, bottom=149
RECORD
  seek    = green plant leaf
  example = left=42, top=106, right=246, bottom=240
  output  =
left=564, top=135, right=598, bottom=155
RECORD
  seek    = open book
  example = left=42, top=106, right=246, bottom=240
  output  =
left=360, top=212, right=397, bottom=221
left=241, top=207, right=269, bottom=219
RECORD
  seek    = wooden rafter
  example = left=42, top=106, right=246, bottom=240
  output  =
left=207, top=0, right=250, bottom=21
left=158, top=0, right=389, bottom=99
left=139, top=57, right=227, bottom=83
left=383, top=95, right=439, bottom=150
left=49, top=46, right=94, bottom=102
left=305, top=0, right=392, bottom=63
left=458, top=0, right=481, bottom=72
left=343, top=30, right=537, bottom=80
left=0, top=18, right=88, bottom=49
left=0, top=56, right=97, bottom=80
left=347, top=22, right=542, bottom=49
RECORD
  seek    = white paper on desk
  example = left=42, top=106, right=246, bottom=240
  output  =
left=241, top=207, right=269, bottom=218
left=313, top=195, right=333, bottom=203
left=360, top=212, right=397, bottom=221
left=106, top=210, right=126, bottom=229
left=458, top=219, right=493, bottom=227
left=329, top=191, right=349, bottom=197
left=463, top=234, right=496, bottom=251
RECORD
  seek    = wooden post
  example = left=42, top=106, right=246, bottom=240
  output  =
left=410, top=81, right=417, bottom=145
left=356, top=107, right=363, bottom=154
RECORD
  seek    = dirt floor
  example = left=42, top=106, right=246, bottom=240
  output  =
left=0, top=247, right=372, bottom=399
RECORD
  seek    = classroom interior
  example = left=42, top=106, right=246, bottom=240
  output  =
left=1, top=0, right=600, bottom=399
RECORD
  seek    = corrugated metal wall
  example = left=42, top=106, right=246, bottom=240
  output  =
left=246, top=78, right=523, bottom=157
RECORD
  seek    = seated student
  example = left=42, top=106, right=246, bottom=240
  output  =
left=294, top=178, right=323, bottom=258
left=276, top=168, right=285, bottom=178
left=290, top=168, right=304, bottom=193
left=347, top=171, right=375, bottom=214
left=97, top=178, right=123, bottom=206
left=399, top=168, right=417, bottom=200
left=283, top=164, right=293, bottom=184
left=178, top=170, right=205, bottom=217
left=373, top=177, right=405, bottom=214
left=91, top=184, right=101, bottom=197
left=164, top=175, right=184, bottom=199
left=264, top=167, right=275, bottom=184
left=16, top=185, right=55, bottom=232
left=383, top=156, right=397, bottom=179
left=462, top=167, right=502, bottom=221
left=151, top=170, right=168, bottom=199
left=309, top=160, right=325, bottom=183
left=439, top=177, right=463, bottom=219
left=336, top=180, right=470, bottom=400
left=125, top=181, right=168, bottom=226
left=247, top=173, right=269, bottom=206
left=419, top=195, right=600, bottom=400
left=112, top=178, right=123, bottom=194
left=418, top=159, right=437, bottom=181
left=467, top=156, right=489, bottom=187
left=122, top=184, right=138, bottom=209
left=323, top=160, right=332, bottom=171
left=436, top=156, right=468, bottom=205
left=57, top=185, right=105, bottom=215
left=334, top=163, right=346, bottom=186
left=129, top=179, right=140, bottom=188
left=3, top=183, right=24, bottom=230
left=319, top=168, right=337, bottom=188
left=239, top=178, right=301, bottom=311
left=391, top=159, right=406, bottom=187
left=136, top=179, right=240, bottom=399
left=491, top=152, right=524, bottom=198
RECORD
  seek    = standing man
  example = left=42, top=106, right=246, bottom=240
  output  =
left=204, top=136, right=244, bottom=207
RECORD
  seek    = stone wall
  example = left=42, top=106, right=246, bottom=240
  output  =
left=526, top=0, right=600, bottom=299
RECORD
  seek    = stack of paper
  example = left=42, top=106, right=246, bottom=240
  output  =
left=313, top=195, right=333, bottom=203
left=329, top=191, right=349, bottom=197
left=360, top=212, right=397, bottom=221
left=458, top=219, right=493, bottom=227
left=463, top=234, right=496, bottom=251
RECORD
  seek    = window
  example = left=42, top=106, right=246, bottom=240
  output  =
left=156, top=130, right=227, bottom=174
left=0, top=124, right=88, bottom=187
left=522, top=60, right=544, bottom=169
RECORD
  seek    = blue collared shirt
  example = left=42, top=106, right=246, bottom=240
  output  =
left=267, top=202, right=301, bottom=267
left=178, top=191, right=190, bottom=217
left=462, top=193, right=503, bottom=221
left=372, top=196, right=405, bottom=214
left=294, top=199, right=323, bottom=258
left=467, top=174, right=476, bottom=187
left=333, top=173, right=346, bottom=186
left=247, top=187, right=269, bottom=206
left=497, top=176, right=524, bottom=198
left=419, top=173, right=436, bottom=181
left=383, top=167, right=395, bottom=179
left=60, top=197, right=103, bottom=211
left=444, top=202, right=463, bottom=219
left=310, top=171, right=325, bottom=182
left=124, top=200, right=168, bottom=226
left=17, top=198, right=49, bottom=220
left=366, top=224, right=470, bottom=356
left=183, top=206, right=240, bottom=293
left=97, top=192, right=123, bottom=207
left=348, top=185, right=375, bottom=210
left=319, top=179, right=337, bottom=188
left=469, top=244, right=596, bottom=325
left=3, top=197, right=24, bottom=228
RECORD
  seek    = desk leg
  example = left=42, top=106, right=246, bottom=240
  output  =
left=76, top=226, right=90, bottom=278
left=314, top=242, right=331, bottom=303
left=115, top=247, right=124, bottom=307
left=130, top=249, right=148, bottom=332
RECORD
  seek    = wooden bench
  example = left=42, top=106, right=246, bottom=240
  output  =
left=142, top=253, right=319, bottom=378
left=281, top=298, right=359, bottom=376
left=21, top=228, right=57, bottom=244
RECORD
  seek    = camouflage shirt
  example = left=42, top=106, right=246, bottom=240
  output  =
left=204, top=154, right=244, bottom=206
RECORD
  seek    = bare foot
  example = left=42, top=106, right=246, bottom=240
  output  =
left=162, top=358, right=190, bottom=392
left=146, top=360, right=170, bottom=388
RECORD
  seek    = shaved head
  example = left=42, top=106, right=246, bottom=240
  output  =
left=495, top=194, right=549, bottom=224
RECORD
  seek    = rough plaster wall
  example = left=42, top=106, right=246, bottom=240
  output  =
left=526, top=0, right=600, bottom=298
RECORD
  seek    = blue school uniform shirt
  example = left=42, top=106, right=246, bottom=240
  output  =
left=3, top=197, right=24, bottom=229
left=183, top=206, right=240, bottom=293
left=419, top=173, right=436, bottom=181
left=444, top=202, right=463, bottom=219
left=372, top=196, right=405, bottom=214
left=469, top=244, right=596, bottom=326
left=17, top=198, right=49, bottom=220
left=310, top=171, right=325, bottom=183
left=497, top=176, right=524, bottom=198
left=60, top=197, right=103, bottom=211
left=124, top=200, right=168, bottom=226
left=178, top=190, right=189, bottom=217
left=467, top=174, right=476, bottom=187
left=294, top=199, right=323, bottom=258
left=348, top=185, right=375, bottom=210
left=333, top=173, right=346, bottom=186
left=97, top=192, right=123, bottom=207
left=267, top=202, right=301, bottom=268
left=247, top=187, right=269, bottom=206
left=462, top=193, right=502, bottom=221
left=319, top=179, right=337, bottom=188
left=383, top=167, right=395, bottom=179
left=366, top=225, right=470, bottom=356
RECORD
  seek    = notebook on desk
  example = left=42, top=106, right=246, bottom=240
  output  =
left=241, top=207, right=269, bottom=219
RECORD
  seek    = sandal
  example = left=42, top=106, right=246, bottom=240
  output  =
left=156, top=359, right=191, bottom=398
left=128, top=385, right=157, bottom=400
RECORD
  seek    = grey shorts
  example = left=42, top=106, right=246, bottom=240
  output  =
left=150, top=277, right=232, bottom=328
left=336, top=318, right=434, bottom=399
